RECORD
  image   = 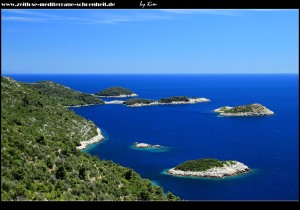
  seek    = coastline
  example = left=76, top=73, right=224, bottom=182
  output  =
left=77, top=127, right=105, bottom=150
left=167, top=161, right=250, bottom=178
left=127, top=98, right=211, bottom=107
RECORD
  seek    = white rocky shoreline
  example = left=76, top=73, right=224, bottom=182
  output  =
left=96, top=93, right=138, bottom=98
left=76, top=128, right=105, bottom=150
left=167, top=161, right=250, bottom=178
left=104, top=100, right=125, bottom=104
left=128, top=98, right=211, bottom=107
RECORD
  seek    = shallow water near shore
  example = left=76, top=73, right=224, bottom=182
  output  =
left=9, top=74, right=299, bottom=200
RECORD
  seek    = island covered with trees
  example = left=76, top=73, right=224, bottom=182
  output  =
left=1, top=76, right=179, bottom=201
left=95, top=87, right=138, bottom=98
left=124, top=96, right=211, bottom=107
left=214, top=103, right=274, bottom=116
left=167, top=158, right=250, bottom=178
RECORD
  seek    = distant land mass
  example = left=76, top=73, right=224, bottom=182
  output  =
left=124, top=96, right=211, bottom=107
left=1, top=77, right=179, bottom=201
left=167, top=158, right=250, bottom=178
left=214, top=103, right=274, bottom=116
left=95, top=87, right=138, bottom=98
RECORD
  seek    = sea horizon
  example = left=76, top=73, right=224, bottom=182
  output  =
left=3, top=73, right=299, bottom=76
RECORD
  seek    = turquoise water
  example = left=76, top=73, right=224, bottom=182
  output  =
left=9, top=74, right=299, bottom=200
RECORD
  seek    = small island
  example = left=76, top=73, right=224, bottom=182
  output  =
left=124, top=96, right=211, bottom=107
left=167, top=158, right=250, bottom=178
left=214, top=103, right=274, bottom=116
left=133, top=142, right=165, bottom=149
left=132, top=142, right=169, bottom=152
left=95, top=87, right=138, bottom=98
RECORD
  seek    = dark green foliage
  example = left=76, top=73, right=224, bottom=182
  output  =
left=158, top=96, right=189, bottom=103
left=79, top=167, right=86, bottom=180
left=56, top=166, right=66, bottom=179
left=166, top=191, right=180, bottom=201
left=124, top=169, right=134, bottom=180
left=139, top=189, right=150, bottom=200
left=36, top=135, right=46, bottom=144
left=1, top=76, right=179, bottom=201
left=123, top=98, right=154, bottom=105
left=95, top=87, right=135, bottom=96
left=25, top=81, right=104, bottom=106
left=224, top=104, right=254, bottom=113
left=174, top=158, right=226, bottom=172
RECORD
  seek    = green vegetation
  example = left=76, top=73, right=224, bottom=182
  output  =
left=95, top=87, right=135, bottom=97
left=158, top=96, right=189, bottom=104
left=174, top=158, right=234, bottom=172
left=124, top=98, right=154, bottom=106
left=25, top=81, right=104, bottom=106
left=223, top=105, right=254, bottom=113
left=1, top=77, right=179, bottom=201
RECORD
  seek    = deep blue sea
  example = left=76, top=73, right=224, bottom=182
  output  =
left=7, top=74, right=299, bottom=201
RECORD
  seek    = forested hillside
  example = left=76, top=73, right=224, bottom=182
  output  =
left=25, top=81, right=104, bottom=106
left=1, top=77, right=178, bottom=201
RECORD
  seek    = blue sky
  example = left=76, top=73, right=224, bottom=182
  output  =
left=1, top=9, right=298, bottom=74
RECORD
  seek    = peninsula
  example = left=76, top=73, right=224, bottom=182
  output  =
left=124, top=96, right=211, bottom=107
left=167, top=158, right=250, bottom=178
left=214, top=103, right=274, bottom=116
left=95, top=87, right=138, bottom=98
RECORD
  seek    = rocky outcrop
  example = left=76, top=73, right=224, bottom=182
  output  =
left=167, top=161, right=250, bottom=178
left=214, top=103, right=274, bottom=116
left=133, top=142, right=165, bottom=149
left=77, top=128, right=105, bottom=150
